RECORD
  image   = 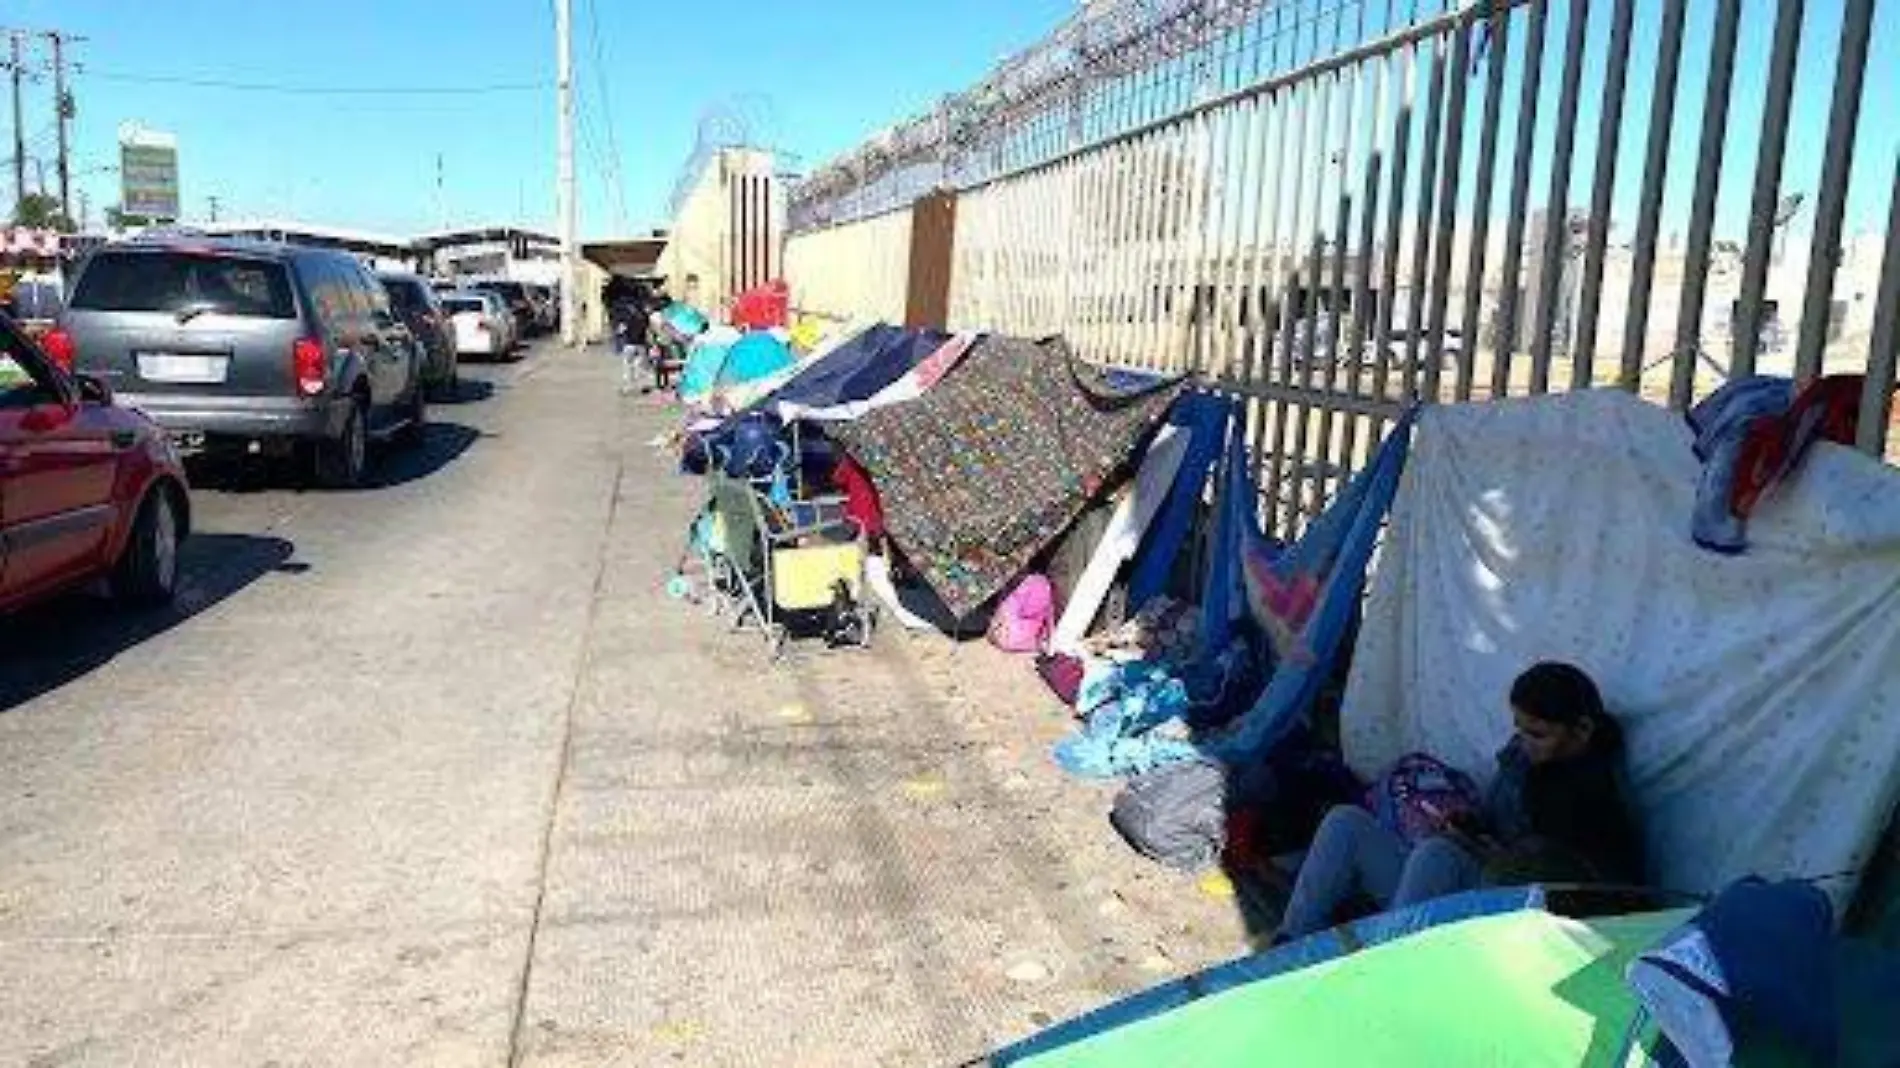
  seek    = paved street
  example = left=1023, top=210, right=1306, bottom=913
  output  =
left=0, top=341, right=1244, bottom=1067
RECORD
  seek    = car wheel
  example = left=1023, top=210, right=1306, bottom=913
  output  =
left=112, top=485, right=182, bottom=606
left=315, top=396, right=368, bottom=488
left=396, top=381, right=427, bottom=449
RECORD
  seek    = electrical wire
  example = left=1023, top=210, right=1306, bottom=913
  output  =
left=581, top=0, right=631, bottom=234
left=84, top=70, right=550, bottom=95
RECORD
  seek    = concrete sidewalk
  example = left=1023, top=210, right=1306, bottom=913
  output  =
left=516, top=358, right=1246, bottom=1066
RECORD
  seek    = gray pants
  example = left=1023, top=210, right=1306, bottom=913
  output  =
left=1276, top=805, right=1484, bottom=940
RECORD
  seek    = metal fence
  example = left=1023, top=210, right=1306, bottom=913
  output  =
left=787, top=0, right=1900, bottom=541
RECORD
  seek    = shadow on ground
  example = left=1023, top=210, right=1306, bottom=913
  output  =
left=431, top=377, right=496, bottom=405
left=183, top=423, right=485, bottom=493
left=361, top=422, right=484, bottom=489
left=0, top=532, right=299, bottom=712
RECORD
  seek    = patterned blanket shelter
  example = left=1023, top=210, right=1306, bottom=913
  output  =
left=832, top=335, right=1182, bottom=621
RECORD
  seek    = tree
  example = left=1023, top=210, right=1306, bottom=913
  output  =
left=14, top=193, right=75, bottom=233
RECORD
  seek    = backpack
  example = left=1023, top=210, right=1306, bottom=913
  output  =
left=988, top=575, right=1054, bottom=654
left=1366, top=753, right=1482, bottom=846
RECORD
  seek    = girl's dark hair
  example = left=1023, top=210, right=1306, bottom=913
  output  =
left=1511, top=661, right=1624, bottom=754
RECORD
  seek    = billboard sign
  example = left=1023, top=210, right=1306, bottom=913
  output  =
left=119, top=125, right=180, bottom=220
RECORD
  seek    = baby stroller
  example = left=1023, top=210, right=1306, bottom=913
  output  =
left=682, top=425, right=876, bottom=659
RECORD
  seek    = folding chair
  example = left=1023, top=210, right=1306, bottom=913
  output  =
left=701, top=471, right=875, bottom=659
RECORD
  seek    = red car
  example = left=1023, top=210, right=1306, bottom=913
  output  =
left=0, top=310, right=189, bottom=613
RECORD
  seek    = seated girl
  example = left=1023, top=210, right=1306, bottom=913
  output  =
left=1275, top=662, right=1645, bottom=941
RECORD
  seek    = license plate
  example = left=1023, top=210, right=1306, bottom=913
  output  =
left=138, top=353, right=229, bottom=384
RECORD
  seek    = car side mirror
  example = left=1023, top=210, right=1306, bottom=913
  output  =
left=75, top=372, right=113, bottom=407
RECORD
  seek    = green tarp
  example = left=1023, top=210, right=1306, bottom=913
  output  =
left=1020, top=909, right=1689, bottom=1068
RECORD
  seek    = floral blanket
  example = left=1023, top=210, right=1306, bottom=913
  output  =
left=832, top=335, right=1181, bottom=620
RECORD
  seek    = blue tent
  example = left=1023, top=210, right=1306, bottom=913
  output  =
left=678, top=329, right=794, bottom=404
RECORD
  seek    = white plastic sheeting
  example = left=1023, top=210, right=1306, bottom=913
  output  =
left=1344, top=389, right=1900, bottom=907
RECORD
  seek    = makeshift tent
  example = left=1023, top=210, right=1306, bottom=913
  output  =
left=991, top=887, right=1675, bottom=1067
left=675, top=330, right=800, bottom=411
left=661, top=301, right=709, bottom=336
left=675, top=325, right=743, bottom=403
left=832, top=335, right=1183, bottom=621
left=1052, top=408, right=1414, bottom=777
left=761, top=324, right=946, bottom=416
left=1345, top=389, right=1900, bottom=908
left=993, top=876, right=1900, bottom=1067
left=775, top=333, right=981, bottom=423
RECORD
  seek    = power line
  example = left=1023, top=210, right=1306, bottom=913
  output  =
left=84, top=70, right=550, bottom=96
left=581, top=0, right=630, bottom=234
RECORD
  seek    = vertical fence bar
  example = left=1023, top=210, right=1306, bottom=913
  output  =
left=1491, top=0, right=1549, bottom=399
left=1341, top=28, right=1395, bottom=474
left=1184, top=107, right=1225, bottom=373
left=1266, top=81, right=1320, bottom=535
left=1372, top=40, right=1421, bottom=416
left=1423, top=15, right=1473, bottom=404
left=1097, top=144, right=1125, bottom=360
left=1858, top=156, right=1900, bottom=457
left=1115, top=135, right=1151, bottom=368
left=1731, top=0, right=1807, bottom=380
left=1669, top=0, right=1743, bottom=410
left=1285, top=74, right=1342, bottom=533
left=1150, top=125, right=1184, bottom=368
left=1528, top=0, right=1592, bottom=394
left=1213, top=99, right=1260, bottom=378
left=1456, top=2, right=1512, bottom=401
left=1079, top=150, right=1106, bottom=355
left=1155, top=122, right=1196, bottom=370
left=1794, top=0, right=1877, bottom=383
left=1401, top=30, right=1449, bottom=401
left=1619, top=0, right=1688, bottom=390
left=1253, top=86, right=1302, bottom=477
left=1313, top=51, right=1368, bottom=515
left=1572, top=0, right=1635, bottom=388
left=1232, top=90, right=1280, bottom=392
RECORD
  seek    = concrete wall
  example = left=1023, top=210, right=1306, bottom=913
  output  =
left=660, top=147, right=781, bottom=313
left=782, top=206, right=913, bottom=325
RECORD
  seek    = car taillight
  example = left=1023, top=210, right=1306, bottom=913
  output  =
left=42, top=327, right=75, bottom=370
left=292, top=337, right=326, bottom=396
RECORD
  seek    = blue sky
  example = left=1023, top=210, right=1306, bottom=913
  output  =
left=13, top=0, right=1072, bottom=236
left=10, top=0, right=1898, bottom=246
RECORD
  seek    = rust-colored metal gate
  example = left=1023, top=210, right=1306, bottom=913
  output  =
left=904, top=189, right=958, bottom=330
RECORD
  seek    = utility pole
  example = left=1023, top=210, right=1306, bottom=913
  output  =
left=49, top=31, right=81, bottom=224
left=206, top=194, right=220, bottom=223
left=434, top=152, right=445, bottom=230
left=9, top=33, right=24, bottom=212
left=554, top=0, right=578, bottom=346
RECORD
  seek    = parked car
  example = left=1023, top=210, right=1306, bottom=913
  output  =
left=378, top=271, right=458, bottom=398
left=525, top=283, right=557, bottom=333
left=442, top=292, right=516, bottom=360
left=0, top=308, right=191, bottom=612
left=3, top=274, right=63, bottom=341
left=51, top=238, right=428, bottom=488
left=467, top=279, right=538, bottom=336
left=472, top=290, right=519, bottom=354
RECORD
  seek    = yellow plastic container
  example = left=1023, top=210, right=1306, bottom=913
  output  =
left=771, top=542, right=864, bottom=611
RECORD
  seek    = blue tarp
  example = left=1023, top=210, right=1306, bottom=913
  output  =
left=720, top=331, right=797, bottom=384
left=1128, top=393, right=1239, bottom=610
left=1053, top=408, right=1415, bottom=778
left=1199, top=407, right=1414, bottom=767
left=761, top=324, right=945, bottom=412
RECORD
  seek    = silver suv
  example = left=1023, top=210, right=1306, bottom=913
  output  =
left=56, top=238, right=426, bottom=487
